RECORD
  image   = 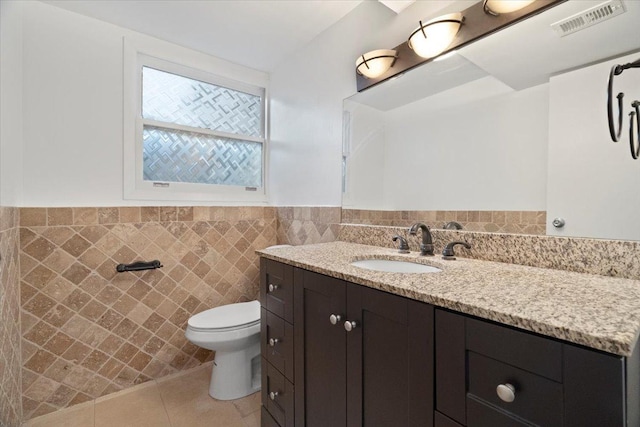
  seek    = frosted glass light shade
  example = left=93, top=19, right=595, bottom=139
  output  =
left=483, top=0, right=535, bottom=15
left=356, top=49, right=397, bottom=79
left=408, top=13, right=463, bottom=59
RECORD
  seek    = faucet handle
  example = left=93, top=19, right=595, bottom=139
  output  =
left=392, top=235, right=410, bottom=254
left=442, top=241, right=471, bottom=260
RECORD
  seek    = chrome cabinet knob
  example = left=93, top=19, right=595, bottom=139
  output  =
left=268, top=283, right=279, bottom=293
left=344, top=320, right=357, bottom=332
left=269, top=391, right=279, bottom=401
left=496, top=383, right=516, bottom=403
left=329, top=314, right=342, bottom=325
left=268, top=338, right=280, bottom=347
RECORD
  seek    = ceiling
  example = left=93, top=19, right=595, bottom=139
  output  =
left=39, top=0, right=364, bottom=72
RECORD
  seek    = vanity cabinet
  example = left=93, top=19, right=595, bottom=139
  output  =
left=260, top=256, right=640, bottom=427
left=435, top=309, right=640, bottom=427
left=294, top=268, right=434, bottom=427
left=260, top=259, right=296, bottom=427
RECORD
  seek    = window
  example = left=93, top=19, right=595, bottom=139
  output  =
left=124, top=39, right=267, bottom=202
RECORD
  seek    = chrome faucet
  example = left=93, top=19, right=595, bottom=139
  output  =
left=408, top=223, right=434, bottom=256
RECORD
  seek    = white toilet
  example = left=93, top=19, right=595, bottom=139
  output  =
left=185, top=300, right=261, bottom=400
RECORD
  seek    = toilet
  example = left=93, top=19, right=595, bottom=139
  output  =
left=185, top=300, right=261, bottom=400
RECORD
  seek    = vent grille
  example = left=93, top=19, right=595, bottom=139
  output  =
left=551, top=0, right=626, bottom=37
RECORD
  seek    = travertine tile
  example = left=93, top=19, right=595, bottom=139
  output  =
left=23, top=400, right=95, bottom=427
left=21, top=208, right=47, bottom=227
left=19, top=206, right=275, bottom=420
left=48, top=208, right=74, bottom=226
left=73, top=208, right=98, bottom=226
left=95, top=382, right=170, bottom=427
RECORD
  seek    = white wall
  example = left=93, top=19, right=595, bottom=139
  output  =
left=17, top=1, right=267, bottom=207
left=0, top=0, right=24, bottom=206
left=342, top=101, right=386, bottom=209
left=268, top=0, right=462, bottom=206
left=383, top=78, right=549, bottom=210
left=547, top=51, right=640, bottom=240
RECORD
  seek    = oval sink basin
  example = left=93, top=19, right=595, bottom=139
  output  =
left=350, top=259, right=441, bottom=274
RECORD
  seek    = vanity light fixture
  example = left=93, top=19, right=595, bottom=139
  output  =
left=483, top=0, right=536, bottom=16
left=355, top=49, right=398, bottom=79
left=408, top=12, right=464, bottom=59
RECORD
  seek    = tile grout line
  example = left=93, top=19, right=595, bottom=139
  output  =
left=154, top=378, right=174, bottom=427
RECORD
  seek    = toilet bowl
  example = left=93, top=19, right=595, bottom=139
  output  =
left=185, top=300, right=261, bottom=400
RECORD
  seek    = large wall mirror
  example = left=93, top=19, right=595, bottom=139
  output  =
left=343, top=0, right=640, bottom=241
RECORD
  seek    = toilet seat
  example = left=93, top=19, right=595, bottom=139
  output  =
left=187, top=300, right=260, bottom=332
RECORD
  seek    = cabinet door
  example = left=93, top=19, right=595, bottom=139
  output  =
left=294, top=270, right=347, bottom=427
left=346, top=284, right=434, bottom=427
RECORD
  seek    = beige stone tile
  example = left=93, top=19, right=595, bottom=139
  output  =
left=48, top=208, right=74, bottom=226
left=23, top=400, right=94, bottom=427
left=21, top=208, right=47, bottom=227
left=232, top=391, right=261, bottom=417
left=158, top=365, right=246, bottom=427
left=95, top=382, right=170, bottom=427
left=119, top=207, right=141, bottom=223
left=73, top=208, right=98, bottom=225
left=241, top=410, right=260, bottom=427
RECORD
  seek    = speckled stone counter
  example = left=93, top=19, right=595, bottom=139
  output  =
left=257, top=241, right=640, bottom=357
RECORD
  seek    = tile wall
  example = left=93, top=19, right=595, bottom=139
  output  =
left=0, top=207, right=23, bottom=427
left=19, top=206, right=277, bottom=420
left=276, top=207, right=342, bottom=245
left=342, top=209, right=547, bottom=235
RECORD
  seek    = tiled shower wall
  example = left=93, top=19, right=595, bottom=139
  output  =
left=0, top=207, right=22, bottom=427
left=342, top=209, right=547, bottom=235
left=19, top=206, right=277, bottom=420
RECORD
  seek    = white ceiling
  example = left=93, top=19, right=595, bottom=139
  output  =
left=39, top=0, right=364, bottom=72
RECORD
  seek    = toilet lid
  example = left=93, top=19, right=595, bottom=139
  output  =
left=188, top=300, right=260, bottom=330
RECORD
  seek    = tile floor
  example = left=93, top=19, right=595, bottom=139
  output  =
left=22, top=363, right=260, bottom=427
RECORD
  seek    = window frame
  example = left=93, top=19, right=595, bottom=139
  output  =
left=123, top=38, right=268, bottom=203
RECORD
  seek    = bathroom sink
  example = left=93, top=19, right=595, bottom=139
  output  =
left=350, top=259, right=441, bottom=274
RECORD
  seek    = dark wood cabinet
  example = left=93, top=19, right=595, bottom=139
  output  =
left=294, top=268, right=434, bottom=427
left=260, top=259, right=297, bottom=427
left=260, top=257, right=639, bottom=427
left=435, top=308, right=640, bottom=427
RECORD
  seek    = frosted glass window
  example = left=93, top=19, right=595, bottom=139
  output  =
left=143, top=126, right=262, bottom=187
left=143, top=67, right=262, bottom=137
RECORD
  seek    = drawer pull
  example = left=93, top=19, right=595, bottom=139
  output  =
left=329, top=314, right=342, bottom=325
left=268, top=283, right=279, bottom=293
left=268, top=338, right=280, bottom=347
left=269, top=391, right=279, bottom=401
left=496, top=383, right=516, bottom=403
left=344, top=320, right=358, bottom=332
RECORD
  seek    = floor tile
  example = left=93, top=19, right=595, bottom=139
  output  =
left=233, top=392, right=261, bottom=417
left=241, top=410, right=260, bottom=427
left=158, top=364, right=254, bottom=427
left=22, top=401, right=95, bottom=427
left=95, top=382, right=170, bottom=427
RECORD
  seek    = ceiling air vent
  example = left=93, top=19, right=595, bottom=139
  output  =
left=551, top=0, right=626, bottom=37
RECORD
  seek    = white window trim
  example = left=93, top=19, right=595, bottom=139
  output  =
left=123, top=37, right=269, bottom=203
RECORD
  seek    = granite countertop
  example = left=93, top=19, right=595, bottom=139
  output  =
left=257, top=241, right=640, bottom=357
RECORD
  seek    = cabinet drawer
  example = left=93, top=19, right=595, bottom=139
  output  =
left=260, top=259, right=295, bottom=323
left=468, top=352, right=563, bottom=426
left=466, top=317, right=562, bottom=382
left=466, top=397, right=530, bottom=427
left=261, top=308, right=294, bottom=381
left=262, top=359, right=294, bottom=427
